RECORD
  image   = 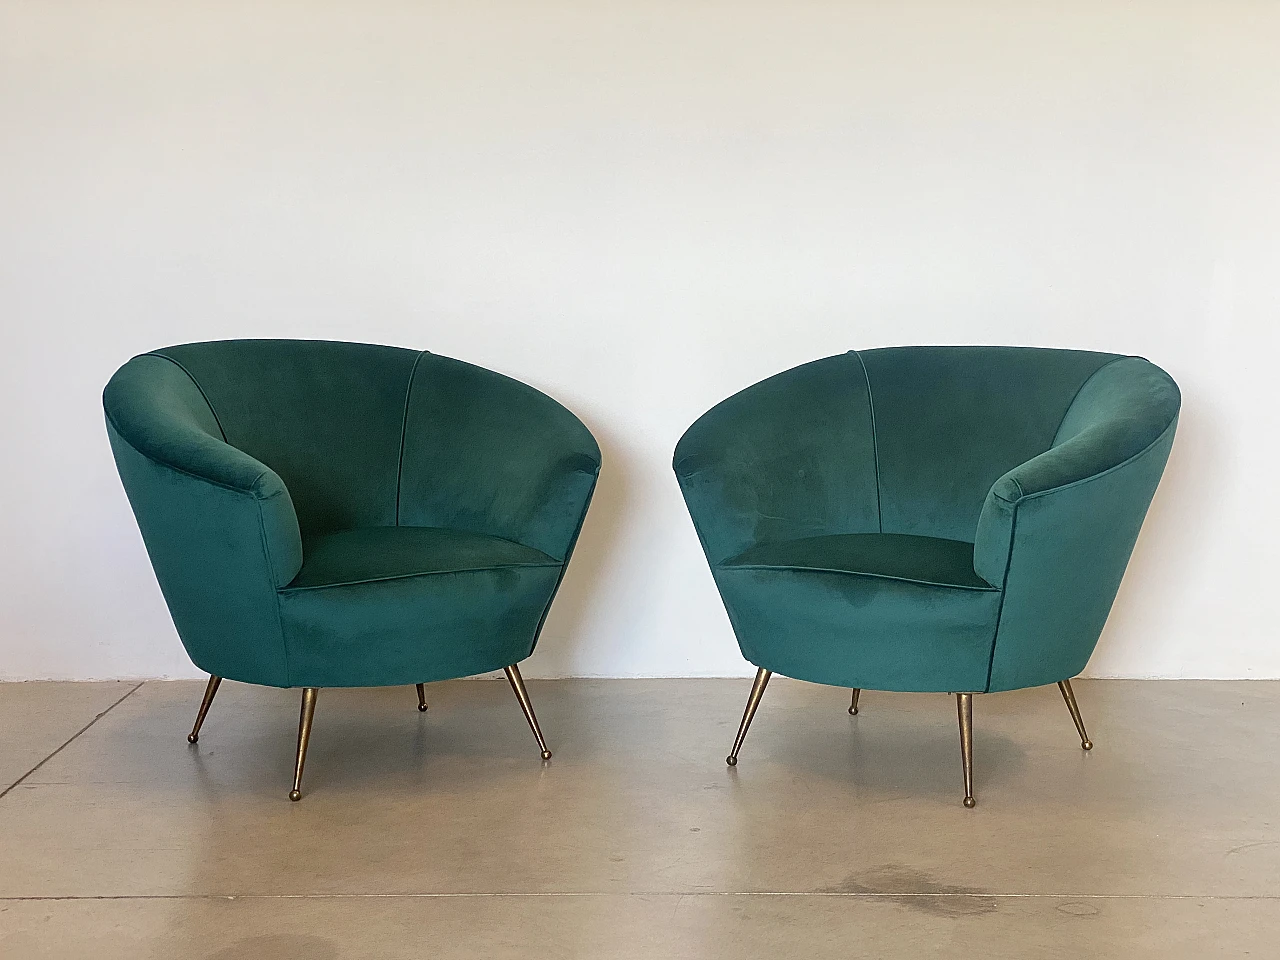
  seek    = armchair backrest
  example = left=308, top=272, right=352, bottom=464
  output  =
left=399, top=353, right=601, bottom=561
left=859, top=346, right=1121, bottom=542
left=151, top=340, right=421, bottom=537
left=674, top=354, right=881, bottom=565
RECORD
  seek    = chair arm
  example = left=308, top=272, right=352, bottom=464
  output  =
left=104, top=354, right=303, bottom=588
left=974, top=356, right=1180, bottom=587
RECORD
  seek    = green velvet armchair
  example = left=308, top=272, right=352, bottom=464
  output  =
left=674, top=347, right=1179, bottom=806
left=105, top=339, right=600, bottom=799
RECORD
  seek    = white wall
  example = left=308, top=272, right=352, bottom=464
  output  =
left=1, top=1, right=1276, bottom=680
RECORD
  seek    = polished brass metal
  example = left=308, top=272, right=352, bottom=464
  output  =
left=503, top=664, right=552, bottom=760
left=957, top=692, right=976, bottom=808
left=416, top=683, right=429, bottom=712
left=1058, top=679, right=1093, bottom=750
left=848, top=688, right=861, bottom=716
left=289, top=687, right=318, bottom=801
left=187, top=675, right=222, bottom=744
left=726, top=668, right=772, bottom=766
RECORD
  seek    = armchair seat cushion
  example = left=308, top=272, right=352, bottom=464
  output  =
left=276, top=526, right=563, bottom=688
left=720, top=533, right=993, bottom=591
left=286, top=526, right=559, bottom=590
left=714, top=561, right=1002, bottom=693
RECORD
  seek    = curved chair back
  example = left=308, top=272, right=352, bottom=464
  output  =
left=130, top=340, right=421, bottom=536
left=104, top=339, right=600, bottom=685
left=858, top=346, right=1127, bottom=542
left=676, top=346, right=1180, bottom=692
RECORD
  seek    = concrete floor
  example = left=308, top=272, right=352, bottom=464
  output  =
left=0, top=678, right=1277, bottom=958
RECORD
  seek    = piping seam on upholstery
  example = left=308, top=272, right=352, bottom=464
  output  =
left=720, top=564, right=998, bottom=592
left=146, top=352, right=229, bottom=443
left=980, top=414, right=1176, bottom=690
left=851, top=350, right=883, bottom=532
left=1009, top=418, right=1178, bottom=503
left=256, top=499, right=291, bottom=686
left=279, top=562, right=561, bottom=593
left=395, top=350, right=429, bottom=526
left=1050, top=355, right=1131, bottom=448
left=104, top=418, right=278, bottom=499
left=526, top=465, right=601, bottom=658
left=983, top=500, right=1020, bottom=692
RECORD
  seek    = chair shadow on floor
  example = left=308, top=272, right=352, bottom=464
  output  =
left=205, top=935, right=338, bottom=960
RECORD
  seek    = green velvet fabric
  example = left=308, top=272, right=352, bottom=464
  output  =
left=398, top=353, right=601, bottom=562
left=676, top=347, right=1179, bottom=694
left=289, top=527, right=558, bottom=590
left=105, top=340, right=599, bottom=689
left=724, top=533, right=993, bottom=590
left=673, top=354, right=879, bottom=566
left=861, top=346, right=1119, bottom=541
left=152, top=340, right=420, bottom=537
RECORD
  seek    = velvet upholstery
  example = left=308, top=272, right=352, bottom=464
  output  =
left=105, top=340, right=599, bottom=689
left=675, top=347, right=1178, bottom=694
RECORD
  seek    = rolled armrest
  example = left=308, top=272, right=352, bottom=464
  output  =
left=105, top=354, right=303, bottom=588
left=974, top=355, right=1180, bottom=587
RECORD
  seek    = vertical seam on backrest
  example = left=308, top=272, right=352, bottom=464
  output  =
left=395, top=350, right=429, bottom=526
left=1050, top=355, right=1132, bottom=447
left=145, top=352, right=229, bottom=443
left=851, top=350, right=883, bottom=532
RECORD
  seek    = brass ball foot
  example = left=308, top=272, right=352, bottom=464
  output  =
left=187, top=733, right=198, bottom=744
left=726, top=755, right=737, bottom=766
left=1082, top=740, right=1093, bottom=750
left=418, top=703, right=429, bottom=712
left=847, top=705, right=858, bottom=716
left=541, top=749, right=552, bottom=761
left=963, top=796, right=976, bottom=809
left=289, top=790, right=302, bottom=802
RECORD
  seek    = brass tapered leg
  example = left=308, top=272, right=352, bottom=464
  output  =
left=848, top=688, right=862, bottom=716
left=187, top=675, right=222, bottom=743
left=289, top=688, right=318, bottom=801
left=957, top=693, right=976, bottom=808
left=416, top=683, right=429, bottom=712
left=1058, top=679, right=1093, bottom=750
left=503, top=664, right=552, bottom=760
left=727, top=668, right=772, bottom=766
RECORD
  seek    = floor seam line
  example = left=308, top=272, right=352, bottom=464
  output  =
left=4, top=893, right=1280, bottom=902
left=0, top=681, right=145, bottom=802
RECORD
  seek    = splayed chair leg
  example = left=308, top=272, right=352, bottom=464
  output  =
left=187, top=675, right=222, bottom=744
left=957, top=692, right=976, bottom=808
left=504, top=664, right=552, bottom=760
left=727, top=668, right=772, bottom=766
left=416, top=683, right=429, bottom=712
left=848, top=688, right=862, bottom=716
left=289, top=688, right=318, bottom=801
left=1057, top=679, right=1093, bottom=750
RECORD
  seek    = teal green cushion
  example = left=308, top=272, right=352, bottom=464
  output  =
left=289, top=527, right=558, bottom=589
left=104, top=340, right=599, bottom=689
left=722, top=532, right=990, bottom=590
left=714, top=566, right=1001, bottom=693
left=279, top=527, right=563, bottom=687
left=676, top=346, right=1179, bottom=694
